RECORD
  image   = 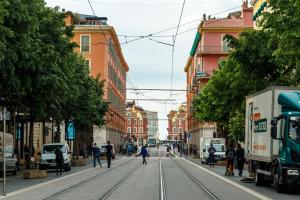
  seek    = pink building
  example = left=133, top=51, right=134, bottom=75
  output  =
left=185, top=2, right=253, bottom=154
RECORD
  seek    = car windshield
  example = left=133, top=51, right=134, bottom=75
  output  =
left=289, top=116, right=300, bottom=143
left=206, top=144, right=225, bottom=152
left=43, top=145, right=66, bottom=153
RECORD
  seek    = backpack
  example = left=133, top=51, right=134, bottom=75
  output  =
left=227, top=149, right=235, bottom=160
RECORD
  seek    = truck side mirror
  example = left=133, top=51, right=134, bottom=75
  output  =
left=203, top=149, right=206, bottom=153
left=271, top=119, right=277, bottom=126
left=271, top=126, right=277, bottom=139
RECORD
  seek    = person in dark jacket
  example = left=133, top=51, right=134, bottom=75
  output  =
left=235, top=143, right=245, bottom=176
left=141, top=145, right=149, bottom=164
left=225, top=144, right=236, bottom=176
left=106, top=141, right=113, bottom=168
left=208, top=143, right=216, bottom=167
left=92, top=143, right=102, bottom=168
left=55, top=147, right=64, bottom=176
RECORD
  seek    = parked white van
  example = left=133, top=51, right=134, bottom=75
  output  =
left=39, top=143, right=71, bottom=171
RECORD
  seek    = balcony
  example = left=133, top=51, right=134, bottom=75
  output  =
left=196, top=71, right=210, bottom=81
left=197, top=46, right=229, bottom=56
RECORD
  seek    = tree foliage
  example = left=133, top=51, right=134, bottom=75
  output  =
left=0, top=0, right=108, bottom=158
left=193, top=1, right=300, bottom=141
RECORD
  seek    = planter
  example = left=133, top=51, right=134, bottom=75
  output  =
left=71, top=159, right=87, bottom=166
left=23, top=170, right=47, bottom=179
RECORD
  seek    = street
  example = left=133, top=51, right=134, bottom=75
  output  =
left=0, top=146, right=299, bottom=200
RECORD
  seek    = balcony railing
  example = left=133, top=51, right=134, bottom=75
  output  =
left=197, top=46, right=230, bottom=55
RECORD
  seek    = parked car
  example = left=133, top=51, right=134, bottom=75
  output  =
left=0, top=132, right=17, bottom=176
left=99, top=144, right=115, bottom=159
left=39, top=143, right=72, bottom=171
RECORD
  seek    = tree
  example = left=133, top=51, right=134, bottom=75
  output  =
left=260, top=0, right=300, bottom=84
left=193, top=29, right=286, bottom=141
left=0, top=1, right=108, bottom=164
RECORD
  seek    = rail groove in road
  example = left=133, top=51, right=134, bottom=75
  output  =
left=171, top=158, right=220, bottom=200
left=97, top=163, right=140, bottom=200
left=42, top=158, right=134, bottom=200
left=159, top=157, right=167, bottom=200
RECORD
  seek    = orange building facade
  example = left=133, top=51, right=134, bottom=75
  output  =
left=126, top=102, right=148, bottom=145
left=167, top=104, right=188, bottom=140
left=66, top=14, right=129, bottom=148
left=185, top=3, right=253, bottom=154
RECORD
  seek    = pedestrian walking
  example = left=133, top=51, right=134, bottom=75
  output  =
left=128, top=143, right=133, bottom=156
left=235, top=143, right=245, bottom=176
left=141, top=145, right=149, bottom=164
left=92, top=143, right=102, bottom=168
left=225, top=144, right=235, bottom=176
left=55, top=147, right=63, bottom=176
left=208, top=143, right=216, bottom=167
left=193, top=145, right=197, bottom=155
left=106, top=141, right=113, bottom=168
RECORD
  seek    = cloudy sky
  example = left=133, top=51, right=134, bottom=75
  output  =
left=45, top=0, right=243, bottom=139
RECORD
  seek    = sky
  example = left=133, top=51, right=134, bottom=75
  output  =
left=45, top=0, right=243, bottom=139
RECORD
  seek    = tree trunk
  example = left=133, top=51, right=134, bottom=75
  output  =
left=56, top=120, right=61, bottom=143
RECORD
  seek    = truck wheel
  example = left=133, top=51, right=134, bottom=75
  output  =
left=255, top=172, right=264, bottom=186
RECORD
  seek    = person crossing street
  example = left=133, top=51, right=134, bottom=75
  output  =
left=141, top=145, right=149, bottom=165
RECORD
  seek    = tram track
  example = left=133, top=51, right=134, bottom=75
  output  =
left=97, top=163, right=140, bottom=200
left=159, top=157, right=167, bottom=200
left=43, top=158, right=135, bottom=200
left=171, top=157, right=220, bottom=200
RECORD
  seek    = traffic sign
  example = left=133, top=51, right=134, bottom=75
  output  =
left=0, top=111, right=11, bottom=121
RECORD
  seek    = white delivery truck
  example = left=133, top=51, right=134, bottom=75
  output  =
left=0, top=132, right=17, bottom=175
left=245, top=86, right=300, bottom=192
left=200, top=137, right=226, bottom=164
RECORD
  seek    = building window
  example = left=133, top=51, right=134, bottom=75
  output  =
left=140, top=128, right=143, bottom=133
left=127, top=112, right=131, bottom=117
left=140, top=119, right=143, bottom=126
left=134, top=119, right=137, bottom=126
left=133, top=128, right=136, bottom=133
left=173, top=127, right=176, bottom=133
left=127, top=119, right=131, bottom=125
left=127, top=128, right=131, bottom=133
left=179, top=119, right=182, bottom=126
left=221, top=35, right=230, bottom=52
left=179, top=128, right=182, bottom=133
left=80, top=35, right=90, bottom=52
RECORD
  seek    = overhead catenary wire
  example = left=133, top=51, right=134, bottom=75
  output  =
left=169, top=0, right=186, bottom=101
left=87, top=0, right=110, bottom=45
left=119, top=5, right=241, bottom=45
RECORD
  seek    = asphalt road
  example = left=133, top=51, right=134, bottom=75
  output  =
left=0, top=146, right=299, bottom=200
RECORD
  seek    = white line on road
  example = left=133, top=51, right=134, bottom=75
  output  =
left=181, top=158, right=272, bottom=200
left=0, top=157, right=127, bottom=199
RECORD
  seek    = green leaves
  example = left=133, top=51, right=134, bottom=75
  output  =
left=0, top=1, right=108, bottom=132
left=193, top=0, right=300, bottom=141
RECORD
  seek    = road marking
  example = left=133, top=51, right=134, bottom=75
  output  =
left=181, top=158, right=272, bottom=200
left=0, top=157, right=127, bottom=199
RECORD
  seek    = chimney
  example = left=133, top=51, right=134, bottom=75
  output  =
left=242, top=1, right=253, bottom=27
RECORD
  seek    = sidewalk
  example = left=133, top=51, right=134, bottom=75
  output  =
left=0, top=156, right=124, bottom=195
left=186, top=157, right=253, bottom=184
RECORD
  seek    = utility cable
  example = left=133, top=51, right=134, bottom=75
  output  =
left=120, top=5, right=240, bottom=45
